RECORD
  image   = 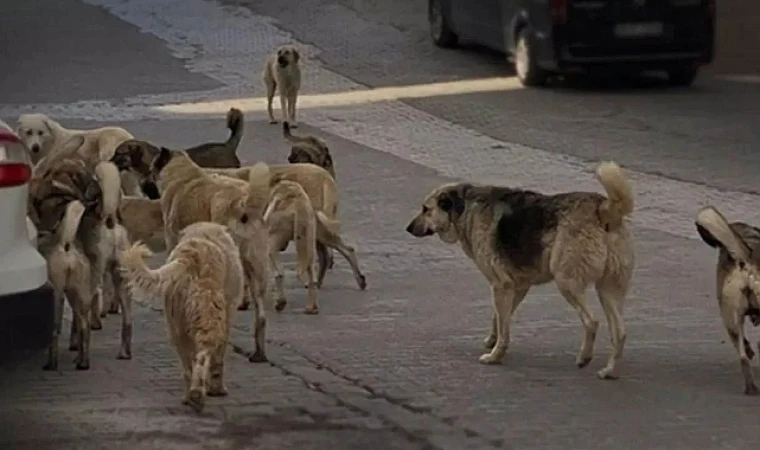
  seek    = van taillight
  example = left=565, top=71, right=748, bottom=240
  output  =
left=0, top=163, right=32, bottom=188
left=551, top=0, right=568, bottom=24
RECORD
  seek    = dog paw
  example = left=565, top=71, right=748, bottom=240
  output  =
left=483, top=335, right=496, bottom=350
left=596, top=366, right=619, bottom=380
left=358, top=275, right=367, bottom=291
left=90, top=322, right=103, bottom=331
left=68, top=344, right=78, bottom=352
left=275, top=299, right=287, bottom=312
left=237, top=303, right=250, bottom=311
left=108, top=306, right=120, bottom=315
left=745, top=384, right=760, bottom=396
left=116, top=352, right=132, bottom=360
left=99, top=311, right=108, bottom=319
left=478, top=353, right=503, bottom=365
left=248, top=351, right=268, bottom=363
left=42, top=362, right=58, bottom=371
left=269, top=119, right=278, bottom=125
left=75, top=361, right=90, bottom=371
left=185, top=390, right=205, bottom=413
left=303, top=307, right=319, bottom=315
left=576, top=356, right=593, bottom=368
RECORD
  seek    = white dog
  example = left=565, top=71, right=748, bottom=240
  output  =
left=16, top=113, right=142, bottom=196
left=263, top=45, right=302, bottom=127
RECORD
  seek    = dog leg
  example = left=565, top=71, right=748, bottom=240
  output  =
left=68, top=310, right=79, bottom=352
left=107, top=269, right=120, bottom=315
left=270, top=251, right=288, bottom=312
left=594, top=283, right=627, bottom=380
left=479, top=285, right=524, bottom=364
left=303, top=264, right=319, bottom=315
left=483, top=287, right=530, bottom=349
left=266, top=79, right=277, bottom=124
left=187, top=349, right=211, bottom=413
left=720, top=302, right=759, bottom=395
left=316, top=243, right=330, bottom=288
left=43, top=290, right=66, bottom=371
left=287, top=91, right=298, bottom=128
left=248, top=275, right=268, bottom=363
left=323, top=236, right=367, bottom=290
left=90, top=288, right=104, bottom=330
left=114, top=267, right=132, bottom=360
left=556, top=282, right=599, bottom=369
left=238, top=280, right=252, bottom=311
left=70, top=287, right=92, bottom=370
left=279, top=94, right=288, bottom=125
left=207, top=343, right=228, bottom=397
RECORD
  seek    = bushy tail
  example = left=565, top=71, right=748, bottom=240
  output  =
left=60, top=200, right=86, bottom=248
left=95, top=161, right=121, bottom=229
left=316, top=211, right=340, bottom=236
left=595, top=161, right=634, bottom=231
left=119, top=242, right=185, bottom=306
left=246, top=162, right=272, bottom=218
left=695, top=206, right=753, bottom=263
left=225, top=108, right=245, bottom=151
left=283, top=121, right=309, bottom=144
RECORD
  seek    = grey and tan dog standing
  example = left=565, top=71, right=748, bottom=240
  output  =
left=406, top=161, right=635, bottom=380
left=263, top=45, right=302, bottom=127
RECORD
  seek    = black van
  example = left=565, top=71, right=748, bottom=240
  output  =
left=428, top=0, right=715, bottom=87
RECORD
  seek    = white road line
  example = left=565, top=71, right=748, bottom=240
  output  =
left=4, top=0, right=759, bottom=241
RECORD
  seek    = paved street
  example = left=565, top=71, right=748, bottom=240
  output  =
left=2, top=0, right=760, bottom=448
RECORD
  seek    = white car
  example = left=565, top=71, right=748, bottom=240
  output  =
left=0, top=119, right=53, bottom=363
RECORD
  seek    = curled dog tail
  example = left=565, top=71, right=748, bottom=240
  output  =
left=226, top=108, right=245, bottom=152
left=119, top=242, right=185, bottom=306
left=95, top=161, right=121, bottom=229
left=695, top=206, right=753, bottom=263
left=60, top=200, right=86, bottom=250
left=595, top=161, right=634, bottom=231
left=246, top=162, right=272, bottom=218
left=316, top=211, right=340, bottom=236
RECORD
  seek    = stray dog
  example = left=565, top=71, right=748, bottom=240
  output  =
left=31, top=157, right=124, bottom=370
left=405, top=161, right=635, bottom=380
left=148, top=147, right=271, bottom=363
left=118, top=196, right=166, bottom=252
left=695, top=206, right=760, bottom=395
left=263, top=45, right=302, bottom=127
left=264, top=180, right=320, bottom=314
left=211, top=164, right=367, bottom=291
left=181, top=108, right=244, bottom=168
left=120, top=222, right=245, bottom=412
left=284, top=122, right=335, bottom=179
left=17, top=113, right=142, bottom=196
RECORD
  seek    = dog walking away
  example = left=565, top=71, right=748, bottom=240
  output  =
left=695, top=206, right=760, bottom=395
left=31, top=157, right=124, bottom=370
left=120, top=222, right=245, bottom=412
left=263, top=45, right=302, bottom=127
left=183, top=108, right=244, bottom=168
left=264, top=179, right=320, bottom=314
left=283, top=122, right=335, bottom=179
left=406, top=161, right=635, bottom=380
left=148, top=147, right=271, bottom=363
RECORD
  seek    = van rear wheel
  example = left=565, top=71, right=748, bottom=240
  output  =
left=429, top=0, right=458, bottom=48
left=514, top=28, right=548, bottom=87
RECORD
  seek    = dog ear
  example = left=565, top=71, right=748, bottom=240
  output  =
left=293, top=48, right=300, bottom=63
left=41, top=118, right=54, bottom=135
left=437, top=186, right=466, bottom=217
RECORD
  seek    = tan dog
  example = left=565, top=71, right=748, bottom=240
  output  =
left=17, top=113, right=142, bottom=196
left=119, top=222, right=245, bottom=412
left=695, top=206, right=760, bottom=395
left=30, top=157, right=124, bottom=370
left=406, top=161, right=635, bottom=380
left=210, top=164, right=366, bottom=290
left=149, top=147, right=271, bottom=363
left=263, top=45, right=302, bottom=127
left=283, top=122, right=335, bottom=179
left=264, top=180, right=320, bottom=314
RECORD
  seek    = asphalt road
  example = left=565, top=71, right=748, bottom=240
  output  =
left=2, top=0, right=760, bottom=449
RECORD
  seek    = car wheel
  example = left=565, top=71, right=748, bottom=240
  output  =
left=514, top=28, right=549, bottom=87
left=429, top=0, right=458, bottom=48
left=667, top=66, right=699, bottom=87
